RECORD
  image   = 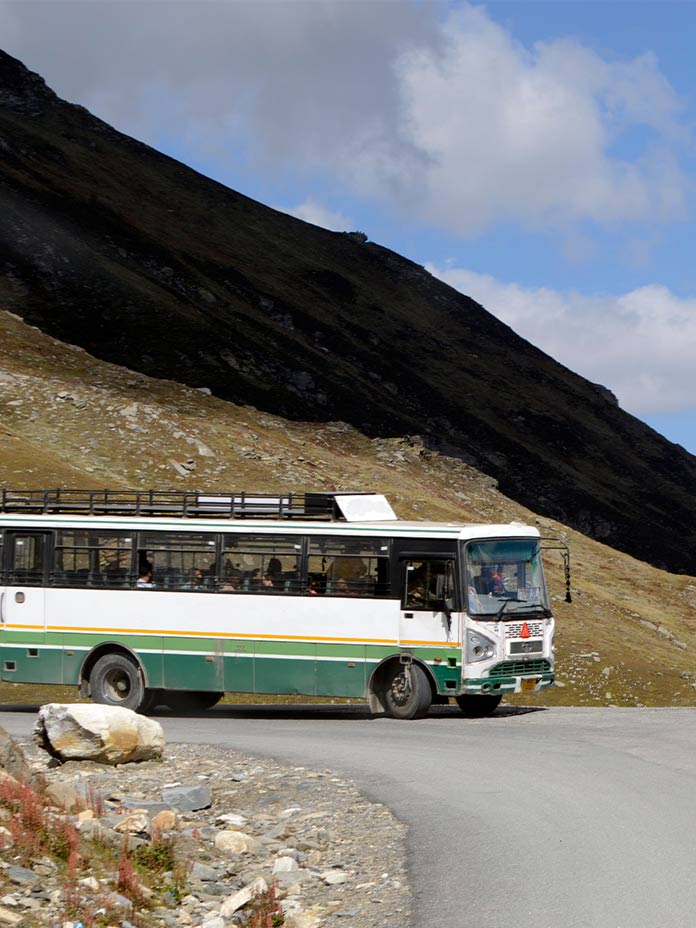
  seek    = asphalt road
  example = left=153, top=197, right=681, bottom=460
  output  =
left=3, top=703, right=696, bottom=928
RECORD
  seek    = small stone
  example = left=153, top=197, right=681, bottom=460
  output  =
left=214, top=830, right=258, bottom=855
left=160, top=785, right=212, bottom=812
left=121, top=798, right=171, bottom=815
left=78, top=877, right=100, bottom=892
left=151, top=809, right=178, bottom=831
left=6, top=866, right=40, bottom=887
left=215, top=813, right=246, bottom=827
left=200, top=918, right=224, bottom=928
left=113, top=812, right=150, bottom=836
left=272, top=856, right=299, bottom=874
left=219, top=877, right=267, bottom=916
left=284, top=915, right=322, bottom=928
left=190, top=863, right=219, bottom=882
left=0, top=906, right=23, bottom=926
left=45, top=781, right=81, bottom=811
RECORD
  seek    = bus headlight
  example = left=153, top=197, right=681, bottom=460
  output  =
left=466, top=629, right=496, bottom=662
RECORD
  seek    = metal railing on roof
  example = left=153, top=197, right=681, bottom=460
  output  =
left=0, top=488, right=369, bottom=520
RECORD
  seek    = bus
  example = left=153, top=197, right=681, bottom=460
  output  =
left=0, top=488, right=565, bottom=719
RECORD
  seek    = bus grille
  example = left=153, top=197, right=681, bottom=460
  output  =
left=489, top=660, right=551, bottom=677
left=505, top=621, right=544, bottom=638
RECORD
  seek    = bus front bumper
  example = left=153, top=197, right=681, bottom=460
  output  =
left=461, top=672, right=555, bottom=696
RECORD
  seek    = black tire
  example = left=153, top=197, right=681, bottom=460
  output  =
left=456, top=694, right=502, bottom=717
left=383, top=663, right=432, bottom=720
left=89, top=653, right=147, bottom=712
left=162, top=690, right=224, bottom=712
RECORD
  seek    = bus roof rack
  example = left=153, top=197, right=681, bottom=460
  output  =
left=0, top=489, right=397, bottom=522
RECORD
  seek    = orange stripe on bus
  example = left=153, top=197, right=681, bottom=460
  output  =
left=4, top=623, right=460, bottom=649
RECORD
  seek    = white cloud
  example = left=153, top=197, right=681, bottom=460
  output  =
left=279, top=199, right=352, bottom=232
left=0, top=1, right=689, bottom=236
left=428, top=263, right=696, bottom=417
left=394, top=6, right=688, bottom=232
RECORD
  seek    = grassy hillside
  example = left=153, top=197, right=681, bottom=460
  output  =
left=0, top=309, right=694, bottom=709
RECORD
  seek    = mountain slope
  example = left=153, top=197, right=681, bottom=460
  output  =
left=2, top=49, right=696, bottom=573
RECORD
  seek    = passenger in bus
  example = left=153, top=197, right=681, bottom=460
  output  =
left=136, top=563, right=154, bottom=588
left=406, top=564, right=430, bottom=607
left=182, top=567, right=205, bottom=591
left=489, top=566, right=506, bottom=595
left=335, top=577, right=355, bottom=595
left=221, top=571, right=241, bottom=591
left=475, top=566, right=505, bottom=596
left=267, top=557, right=283, bottom=588
left=249, top=568, right=276, bottom=592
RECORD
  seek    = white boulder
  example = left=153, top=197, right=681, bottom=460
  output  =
left=33, top=703, right=164, bottom=765
left=214, top=829, right=258, bottom=855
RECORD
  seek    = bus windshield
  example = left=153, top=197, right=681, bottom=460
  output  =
left=464, top=539, right=549, bottom=617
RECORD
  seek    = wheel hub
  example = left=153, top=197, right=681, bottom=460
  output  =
left=390, top=671, right=411, bottom=706
left=105, top=671, right=130, bottom=701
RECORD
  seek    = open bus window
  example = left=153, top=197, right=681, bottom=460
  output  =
left=8, top=534, right=47, bottom=586
left=54, top=530, right=133, bottom=588
left=140, top=531, right=217, bottom=590
left=307, top=536, right=390, bottom=596
left=222, top=534, right=302, bottom=592
left=403, top=559, right=455, bottom=611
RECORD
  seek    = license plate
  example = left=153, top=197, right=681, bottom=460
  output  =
left=509, top=640, right=543, bottom=654
left=521, top=678, right=539, bottom=692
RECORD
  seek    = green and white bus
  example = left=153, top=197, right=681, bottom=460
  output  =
left=0, top=488, right=561, bottom=719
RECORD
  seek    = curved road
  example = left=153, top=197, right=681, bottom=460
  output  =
left=3, top=704, right=696, bottom=927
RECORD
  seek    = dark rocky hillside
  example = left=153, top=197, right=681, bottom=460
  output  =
left=2, top=49, right=696, bottom=573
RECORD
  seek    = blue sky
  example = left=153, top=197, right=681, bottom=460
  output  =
left=2, top=0, right=696, bottom=452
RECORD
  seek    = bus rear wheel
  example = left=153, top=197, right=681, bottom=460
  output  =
left=384, top=663, right=431, bottom=720
left=456, top=694, right=502, bottom=717
left=89, top=653, right=147, bottom=713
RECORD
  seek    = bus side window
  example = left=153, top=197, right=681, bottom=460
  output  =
left=9, top=533, right=48, bottom=586
left=403, top=560, right=455, bottom=611
left=308, top=536, right=390, bottom=597
left=222, top=534, right=303, bottom=594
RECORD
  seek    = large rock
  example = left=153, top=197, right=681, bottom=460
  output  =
left=33, top=704, right=164, bottom=765
left=0, top=725, right=33, bottom=782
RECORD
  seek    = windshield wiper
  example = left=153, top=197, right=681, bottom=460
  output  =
left=494, top=597, right=522, bottom=620
left=516, top=602, right=552, bottom=617
left=494, top=599, right=551, bottom=620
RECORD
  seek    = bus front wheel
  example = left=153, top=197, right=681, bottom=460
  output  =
left=384, top=663, right=431, bottom=720
left=89, top=653, right=147, bottom=713
left=456, top=694, right=502, bottom=717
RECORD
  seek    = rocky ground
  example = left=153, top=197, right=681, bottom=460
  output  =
left=0, top=736, right=410, bottom=928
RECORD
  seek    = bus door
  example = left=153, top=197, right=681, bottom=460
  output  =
left=1, top=532, right=49, bottom=634
left=399, top=557, right=458, bottom=647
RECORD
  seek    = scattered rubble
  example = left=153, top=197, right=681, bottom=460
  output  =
left=0, top=729, right=409, bottom=928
